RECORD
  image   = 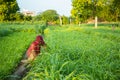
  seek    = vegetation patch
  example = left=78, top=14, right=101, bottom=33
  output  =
left=23, top=26, right=120, bottom=80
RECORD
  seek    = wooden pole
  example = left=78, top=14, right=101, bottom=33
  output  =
left=95, top=16, right=97, bottom=28
left=59, top=16, right=62, bottom=26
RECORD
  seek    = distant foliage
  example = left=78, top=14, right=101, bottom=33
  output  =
left=36, top=10, right=59, bottom=25
left=62, top=15, right=69, bottom=25
left=71, top=0, right=120, bottom=23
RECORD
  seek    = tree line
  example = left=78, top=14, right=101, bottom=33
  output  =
left=71, top=0, right=120, bottom=23
left=0, top=0, right=68, bottom=25
left=0, top=0, right=120, bottom=25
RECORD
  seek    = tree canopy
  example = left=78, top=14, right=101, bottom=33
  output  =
left=0, top=0, right=19, bottom=21
left=35, top=10, right=59, bottom=25
left=71, top=0, right=120, bottom=23
left=39, top=10, right=59, bottom=22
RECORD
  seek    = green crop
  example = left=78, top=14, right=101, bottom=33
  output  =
left=24, top=26, right=120, bottom=80
left=0, top=23, right=120, bottom=80
left=0, top=32, right=36, bottom=79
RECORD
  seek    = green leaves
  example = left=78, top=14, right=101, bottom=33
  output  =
left=1, top=24, right=120, bottom=79
left=71, top=0, right=120, bottom=23
left=38, top=10, right=59, bottom=23
left=0, top=24, right=36, bottom=79
left=0, top=0, right=19, bottom=21
left=24, top=25, right=120, bottom=80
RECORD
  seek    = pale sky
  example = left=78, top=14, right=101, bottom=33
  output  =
left=17, top=0, right=72, bottom=16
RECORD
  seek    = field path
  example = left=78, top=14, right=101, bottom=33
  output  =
left=9, top=56, right=30, bottom=80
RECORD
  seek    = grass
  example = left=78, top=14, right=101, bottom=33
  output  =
left=0, top=32, right=36, bottom=79
left=0, top=23, right=39, bottom=79
left=0, top=23, right=120, bottom=80
left=23, top=26, right=120, bottom=80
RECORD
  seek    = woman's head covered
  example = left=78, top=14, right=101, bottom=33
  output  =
left=36, top=35, right=45, bottom=45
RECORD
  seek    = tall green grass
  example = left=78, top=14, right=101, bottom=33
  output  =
left=0, top=22, right=48, bottom=79
left=23, top=26, right=120, bottom=80
left=0, top=23, right=119, bottom=80
left=0, top=32, right=36, bottom=79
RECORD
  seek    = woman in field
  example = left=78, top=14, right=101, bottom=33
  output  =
left=22, top=35, right=46, bottom=62
left=13, top=35, right=46, bottom=78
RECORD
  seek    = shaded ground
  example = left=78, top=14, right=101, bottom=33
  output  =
left=7, top=56, right=31, bottom=80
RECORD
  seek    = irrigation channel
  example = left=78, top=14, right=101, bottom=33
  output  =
left=8, top=54, right=32, bottom=80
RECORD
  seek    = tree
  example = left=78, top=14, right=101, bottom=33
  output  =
left=62, top=15, right=69, bottom=25
left=34, top=15, right=42, bottom=21
left=71, top=0, right=109, bottom=28
left=98, top=0, right=120, bottom=22
left=15, top=12, right=24, bottom=21
left=109, top=0, right=120, bottom=21
left=71, top=0, right=93, bottom=24
left=39, top=10, right=59, bottom=24
left=0, top=0, right=19, bottom=21
left=24, top=16, right=32, bottom=21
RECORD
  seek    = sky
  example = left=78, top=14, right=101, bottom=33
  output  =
left=17, top=0, right=72, bottom=16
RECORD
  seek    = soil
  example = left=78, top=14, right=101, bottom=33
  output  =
left=7, top=59, right=30, bottom=80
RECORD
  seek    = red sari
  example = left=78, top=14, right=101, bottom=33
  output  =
left=26, top=35, right=45, bottom=59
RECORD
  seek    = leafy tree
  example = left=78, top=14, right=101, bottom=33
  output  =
left=98, top=0, right=113, bottom=22
left=0, top=0, right=19, bottom=21
left=62, top=15, right=69, bottom=25
left=98, top=0, right=120, bottom=22
left=34, top=15, right=42, bottom=21
left=15, top=12, right=24, bottom=21
left=71, top=0, right=93, bottom=24
left=39, top=10, right=59, bottom=24
left=109, top=0, right=120, bottom=21
left=71, top=0, right=110, bottom=28
left=24, top=16, right=32, bottom=21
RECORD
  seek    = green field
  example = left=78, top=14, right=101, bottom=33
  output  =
left=0, top=23, right=120, bottom=80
